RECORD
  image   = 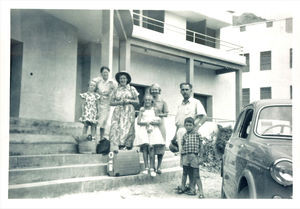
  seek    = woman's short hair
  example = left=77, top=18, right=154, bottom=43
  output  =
left=150, top=83, right=161, bottom=94
left=100, top=66, right=110, bottom=73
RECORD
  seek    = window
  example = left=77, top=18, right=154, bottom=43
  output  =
left=266, top=21, right=273, bottom=27
left=142, top=10, right=165, bottom=33
left=239, top=109, right=253, bottom=139
left=260, top=51, right=271, bottom=70
left=290, top=85, right=292, bottom=99
left=240, top=26, right=246, bottom=32
left=242, top=88, right=250, bottom=107
left=133, top=10, right=141, bottom=26
left=243, top=53, right=250, bottom=72
left=286, top=18, right=293, bottom=33
left=260, top=87, right=272, bottom=99
left=290, top=48, right=292, bottom=69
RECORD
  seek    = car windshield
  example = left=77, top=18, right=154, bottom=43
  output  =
left=256, top=105, right=292, bottom=138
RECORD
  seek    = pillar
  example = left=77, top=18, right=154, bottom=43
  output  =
left=101, top=10, right=114, bottom=76
left=186, top=57, right=194, bottom=88
left=235, top=69, right=242, bottom=118
left=119, top=40, right=131, bottom=73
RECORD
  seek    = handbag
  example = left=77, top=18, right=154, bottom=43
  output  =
left=97, top=138, right=111, bottom=154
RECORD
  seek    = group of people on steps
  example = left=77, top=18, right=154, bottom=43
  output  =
left=79, top=66, right=206, bottom=198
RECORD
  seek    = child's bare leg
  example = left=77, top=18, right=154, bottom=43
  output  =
left=193, top=167, right=204, bottom=196
left=181, top=166, right=188, bottom=190
left=141, top=144, right=149, bottom=169
left=91, top=124, right=96, bottom=138
left=82, top=122, right=88, bottom=135
left=149, top=145, right=155, bottom=169
left=188, top=166, right=196, bottom=193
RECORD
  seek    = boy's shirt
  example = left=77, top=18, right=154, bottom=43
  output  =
left=181, top=130, right=202, bottom=155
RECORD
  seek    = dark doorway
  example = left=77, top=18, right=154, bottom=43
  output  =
left=10, top=39, right=23, bottom=118
left=194, top=93, right=213, bottom=119
left=131, top=84, right=150, bottom=117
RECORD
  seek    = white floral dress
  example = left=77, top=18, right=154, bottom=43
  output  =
left=109, top=85, right=139, bottom=150
left=135, top=107, right=164, bottom=147
left=79, top=92, right=100, bottom=124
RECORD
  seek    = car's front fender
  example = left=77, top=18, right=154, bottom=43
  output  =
left=238, top=169, right=257, bottom=198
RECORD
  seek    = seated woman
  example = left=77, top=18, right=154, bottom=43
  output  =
left=109, top=71, right=139, bottom=152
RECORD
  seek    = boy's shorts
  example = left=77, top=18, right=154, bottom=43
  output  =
left=181, top=153, right=199, bottom=168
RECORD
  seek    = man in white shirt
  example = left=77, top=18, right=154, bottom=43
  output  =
left=174, top=83, right=207, bottom=153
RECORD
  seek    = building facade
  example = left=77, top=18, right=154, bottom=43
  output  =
left=221, top=18, right=293, bottom=107
left=10, top=9, right=245, bottom=137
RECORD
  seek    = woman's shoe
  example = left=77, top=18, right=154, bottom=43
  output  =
left=142, top=168, right=149, bottom=174
left=150, top=168, right=156, bottom=177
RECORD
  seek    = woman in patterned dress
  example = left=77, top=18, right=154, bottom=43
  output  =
left=92, top=66, right=117, bottom=140
left=109, top=71, right=139, bottom=152
left=79, top=81, right=101, bottom=139
left=150, top=83, right=169, bottom=174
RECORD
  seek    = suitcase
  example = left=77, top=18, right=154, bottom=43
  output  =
left=107, top=149, right=140, bottom=176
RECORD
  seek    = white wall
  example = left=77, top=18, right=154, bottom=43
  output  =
left=11, top=10, right=78, bottom=122
left=164, top=11, right=186, bottom=41
left=130, top=49, right=237, bottom=121
left=221, top=19, right=293, bottom=102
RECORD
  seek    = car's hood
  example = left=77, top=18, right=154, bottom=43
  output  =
left=266, top=140, right=292, bottom=163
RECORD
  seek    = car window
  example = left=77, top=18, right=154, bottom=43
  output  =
left=256, top=105, right=292, bottom=137
left=233, top=110, right=245, bottom=133
left=239, top=109, right=253, bottom=139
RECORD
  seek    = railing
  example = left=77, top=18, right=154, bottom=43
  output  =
left=132, top=11, right=243, bottom=54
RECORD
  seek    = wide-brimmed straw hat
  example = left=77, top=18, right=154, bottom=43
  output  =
left=115, top=71, right=131, bottom=84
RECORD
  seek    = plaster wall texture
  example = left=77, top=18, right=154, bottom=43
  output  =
left=221, top=19, right=293, bottom=102
left=130, top=50, right=236, bottom=120
left=11, top=10, right=78, bottom=122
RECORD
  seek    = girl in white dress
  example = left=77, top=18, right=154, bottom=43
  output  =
left=135, top=94, right=164, bottom=177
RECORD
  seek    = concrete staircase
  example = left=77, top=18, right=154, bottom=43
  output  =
left=9, top=118, right=181, bottom=199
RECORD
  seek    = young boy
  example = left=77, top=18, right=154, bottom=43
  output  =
left=178, top=117, right=204, bottom=198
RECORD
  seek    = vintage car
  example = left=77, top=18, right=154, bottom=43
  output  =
left=221, top=99, right=292, bottom=199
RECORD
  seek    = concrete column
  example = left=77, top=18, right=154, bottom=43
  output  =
left=119, top=40, right=131, bottom=72
left=101, top=10, right=114, bottom=73
left=186, top=58, right=194, bottom=86
left=235, top=69, right=242, bottom=118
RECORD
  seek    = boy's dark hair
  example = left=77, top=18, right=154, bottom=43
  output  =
left=184, top=117, right=194, bottom=125
left=179, top=82, right=193, bottom=89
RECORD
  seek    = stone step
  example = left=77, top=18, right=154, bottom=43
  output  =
left=9, top=133, right=77, bottom=144
left=9, top=151, right=177, bottom=169
left=9, top=156, right=180, bottom=184
left=9, top=143, right=78, bottom=156
left=8, top=167, right=182, bottom=198
left=10, top=117, right=83, bottom=136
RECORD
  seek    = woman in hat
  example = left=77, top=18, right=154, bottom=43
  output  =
left=109, top=71, right=139, bottom=152
left=92, top=66, right=117, bottom=140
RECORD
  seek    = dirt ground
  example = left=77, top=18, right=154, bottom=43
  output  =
left=57, top=166, right=222, bottom=200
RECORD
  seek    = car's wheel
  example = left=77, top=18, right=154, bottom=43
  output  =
left=238, top=186, right=249, bottom=199
left=221, top=178, right=226, bottom=198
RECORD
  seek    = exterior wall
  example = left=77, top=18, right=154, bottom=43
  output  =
left=164, top=11, right=186, bottom=41
left=11, top=10, right=78, bottom=122
left=130, top=49, right=236, bottom=120
left=221, top=19, right=293, bottom=102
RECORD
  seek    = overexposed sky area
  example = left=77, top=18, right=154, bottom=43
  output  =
left=221, top=0, right=295, bottom=19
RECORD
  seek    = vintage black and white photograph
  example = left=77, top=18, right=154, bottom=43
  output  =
left=0, top=0, right=299, bottom=208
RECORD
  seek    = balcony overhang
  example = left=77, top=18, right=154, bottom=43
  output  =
left=114, top=10, right=133, bottom=41
left=130, top=34, right=245, bottom=74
